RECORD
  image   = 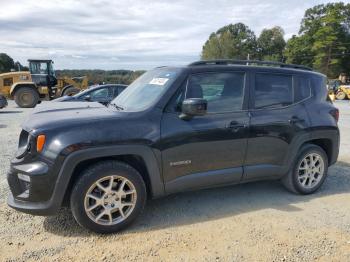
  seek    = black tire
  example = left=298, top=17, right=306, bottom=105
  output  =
left=282, top=144, right=328, bottom=194
left=70, top=161, right=147, bottom=233
left=62, top=86, right=80, bottom=96
left=14, top=87, right=39, bottom=108
left=336, top=91, right=347, bottom=100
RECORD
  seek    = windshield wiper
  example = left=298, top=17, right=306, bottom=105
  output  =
left=109, top=102, right=124, bottom=110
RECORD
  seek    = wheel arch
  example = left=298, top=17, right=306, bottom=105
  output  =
left=283, top=129, right=339, bottom=175
left=10, top=82, right=38, bottom=97
left=54, top=145, right=164, bottom=208
left=300, top=138, right=334, bottom=165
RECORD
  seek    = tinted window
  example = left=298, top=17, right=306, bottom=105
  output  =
left=30, top=62, right=48, bottom=74
left=254, top=74, right=293, bottom=109
left=186, top=72, right=245, bottom=113
left=295, top=77, right=311, bottom=102
left=87, top=88, right=109, bottom=100
left=118, top=86, right=126, bottom=95
left=110, top=86, right=119, bottom=97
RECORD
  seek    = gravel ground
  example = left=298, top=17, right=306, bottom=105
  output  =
left=0, top=100, right=350, bottom=262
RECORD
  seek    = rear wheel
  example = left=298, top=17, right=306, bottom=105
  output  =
left=336, top=91, right=347, bottom=100
left=282, top=144, right=328, bottom=194
left=70, top=161, right=147, bottom=233
left=62, top=86, right=80, bottom=96
left=14, top=87, right=39, bottom=108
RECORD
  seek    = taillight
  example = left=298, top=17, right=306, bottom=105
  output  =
left=36, top=134, right=46, bottom=152
left=330, top=108, right=339, bottom=122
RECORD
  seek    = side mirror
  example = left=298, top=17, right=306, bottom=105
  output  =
left=84, top=95, right=91, bottom=101
left=180, top=98, right=207, bottom=120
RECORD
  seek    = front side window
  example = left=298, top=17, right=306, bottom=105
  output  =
left=254, top=73, right=293, bottom=109
left=111, top=68, right=181, bottom=112
left=184, top=72, right=245, bottom=113
left=48, top=62, right=55, bottom=76
left=30, top=62, right=48, bottom=75
left=88, top=88, right=110, bottom=100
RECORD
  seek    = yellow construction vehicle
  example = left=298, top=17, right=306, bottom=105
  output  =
left=327, top=79, right=338, bottom=101
left=0, top=59, right=88, bottom=108
left=335, top=85, right=350, bottom=100
left=328, top=74, right=350, bottom=100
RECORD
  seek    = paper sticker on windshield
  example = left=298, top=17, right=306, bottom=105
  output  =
left=149, top=78, right=169, bottom=86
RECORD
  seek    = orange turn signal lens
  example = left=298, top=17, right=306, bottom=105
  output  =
left=36, top=135, right=46, bottom=152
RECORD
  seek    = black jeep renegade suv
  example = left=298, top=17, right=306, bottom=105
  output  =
left=7, top=60, right=340, bottom=233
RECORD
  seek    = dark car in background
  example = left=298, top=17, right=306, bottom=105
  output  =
left=0, top=95, right=8, bottom=109
left=54, top=84, right=127, bottom=105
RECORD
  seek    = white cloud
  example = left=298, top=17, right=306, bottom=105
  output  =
left=0, top=0, right=347, bottom=69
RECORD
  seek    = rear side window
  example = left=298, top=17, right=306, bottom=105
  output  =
left=254, top=73, right=293, bottom=109
left=295, top=76, right=311, bottom=102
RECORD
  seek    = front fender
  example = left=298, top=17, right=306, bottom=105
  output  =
left=10, top=82, right=36, bottom=96
left=48, top=145, right=164, bottom=212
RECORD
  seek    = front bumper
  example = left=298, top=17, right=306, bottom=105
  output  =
left=7, top=192, right=58, bottom=216
left=7, top=160, right=60, bottom=216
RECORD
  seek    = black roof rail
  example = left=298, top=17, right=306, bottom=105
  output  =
left=189, top=59, right=313, bottom=71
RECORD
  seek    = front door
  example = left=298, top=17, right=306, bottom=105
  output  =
left=160, top=71, right=250, bottom=194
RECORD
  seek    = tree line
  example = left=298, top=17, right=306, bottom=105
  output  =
left=0, top=53, right=144, bottom=85
left=55, top=69, right=145, bottom=85
left=201, top=2, right=350, bottom=78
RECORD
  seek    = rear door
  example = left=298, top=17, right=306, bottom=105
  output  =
left=244, top=72, right=311, bottom=181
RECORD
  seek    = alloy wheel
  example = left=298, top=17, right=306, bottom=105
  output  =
left=297, top=153, right=325, bottom=189
left=84, top=175, right=137, bottom=225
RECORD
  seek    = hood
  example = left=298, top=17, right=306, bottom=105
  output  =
left=22, top=101, right=120, bottom=132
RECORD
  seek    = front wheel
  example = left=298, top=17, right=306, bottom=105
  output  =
left=14, top=87, right=39, bottom=108
left=336, top=91, right=347, bottom=100
left=70, top=161, right=147, bottom=233
left=282, top=144, right=328, bottom=194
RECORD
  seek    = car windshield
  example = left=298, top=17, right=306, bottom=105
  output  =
left=110, top=68, right=181, bottom=112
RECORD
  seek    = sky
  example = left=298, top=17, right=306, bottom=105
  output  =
left=0, top=0, right=348, bottom=70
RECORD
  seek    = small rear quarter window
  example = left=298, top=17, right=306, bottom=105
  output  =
left=295, top=76, right=311, bottom=102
